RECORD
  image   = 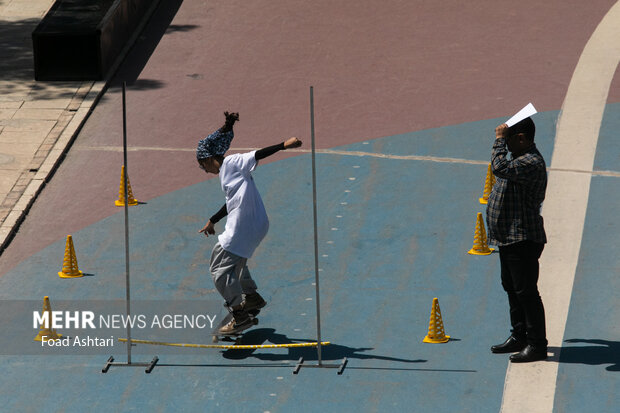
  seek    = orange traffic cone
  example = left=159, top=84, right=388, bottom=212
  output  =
left=58, top=235, right=83, bottom=278
left=467, top=212, right=494, bottom=255
left=479, top=163, right=496, bottom=204
left=115, top=165, right=138, bottom=206
left=423, top=298, right=450, bottom=343
left=34, top=296, right=63, bottom=341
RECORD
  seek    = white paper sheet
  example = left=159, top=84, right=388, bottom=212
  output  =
left=505, top=103, right=537, bottom=127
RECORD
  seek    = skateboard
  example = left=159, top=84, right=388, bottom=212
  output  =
left=211, top=309, right=260, bottom=343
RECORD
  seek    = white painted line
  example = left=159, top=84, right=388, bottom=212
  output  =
left=548, top=167, right=620, bottom=177
left=500, top=2, right=620, bottom=412
left=82, top=145, right=619, bottom=176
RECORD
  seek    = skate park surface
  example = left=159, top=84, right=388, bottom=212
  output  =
left=0, top=1, right=618, bottom=412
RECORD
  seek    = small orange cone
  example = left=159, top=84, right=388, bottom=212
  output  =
left=423, top=298, right=450, bottom=343
left=468, top=212, right=495, bottom=255
left=115, top=165, right=138, bottom=207
left=479, top=163, right=496, bottom=204
left=34, top=296, right=63, bottom=341
left=58, top=235, right=83, bottom=278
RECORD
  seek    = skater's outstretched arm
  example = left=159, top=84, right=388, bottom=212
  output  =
left=255, top=137, right=302, bottom=161
left=199, top=204, right=227, bottom=236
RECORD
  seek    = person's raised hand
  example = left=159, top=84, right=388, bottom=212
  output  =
left=284, top=137, right=302, bottom=149
left=222, top=112, right=239, bottom=132
left=224, top=111, right=239, bottom=123
left=495, top=124, right=509, bottom=139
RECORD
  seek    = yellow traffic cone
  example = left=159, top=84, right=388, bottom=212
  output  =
left=34, top=296, right=63, bottom=341
left=423, top=297, right=450, bottom=343
left=479, top=163, right=496, bottom=204
left=468, top=212, right=495, bottom=255
left=115, top=165, right=138, bottom=207
left=58, top=235, right=84, bottom=278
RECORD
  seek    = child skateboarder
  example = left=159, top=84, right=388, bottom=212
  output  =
left=197, top=112, right=302, bottom=335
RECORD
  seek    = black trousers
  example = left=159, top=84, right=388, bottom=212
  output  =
left=499, top=241, right=547, bottom=348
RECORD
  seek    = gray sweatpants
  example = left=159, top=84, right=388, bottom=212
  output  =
left=209, top=242, right=257, bottom=307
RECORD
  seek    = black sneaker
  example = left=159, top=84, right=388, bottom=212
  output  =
left=218, top=310, right=252, bottom=335
left=242, top=292, right=267, bottom=313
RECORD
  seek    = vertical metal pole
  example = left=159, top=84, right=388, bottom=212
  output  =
left=310, top=86, right=323, bottom=365
left=122, top=82, right=132, bottom=364
left=101, top=83, right=158, bottom=374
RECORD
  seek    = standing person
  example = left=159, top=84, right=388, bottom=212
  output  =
left=486, top=117, right=548, bottom=363
left=196, top=112, right=302, bottom=335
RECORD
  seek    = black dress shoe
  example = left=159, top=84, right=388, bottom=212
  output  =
left=509, top=345, right=547, bottom=363
left=491, top=336, right=526, bottom=354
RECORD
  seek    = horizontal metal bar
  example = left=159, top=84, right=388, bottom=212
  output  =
left=119, top=338, right=331, bottom=350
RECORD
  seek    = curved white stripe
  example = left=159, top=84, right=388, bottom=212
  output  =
left=500, top=2, right=620, bottom=412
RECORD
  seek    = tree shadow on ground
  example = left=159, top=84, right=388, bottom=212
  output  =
left=0, top=17, right=84, bottom=102
left=0, top=18, right=44, bottom=86
left=550, top=338, right=619, bottom=372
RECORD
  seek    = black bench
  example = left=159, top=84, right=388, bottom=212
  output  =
left=32, top=0, right=154, bottom=81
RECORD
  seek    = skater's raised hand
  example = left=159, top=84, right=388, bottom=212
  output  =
left=284, top=137, right=302, bottom=149
left=222, top=111, right=239, bottom=133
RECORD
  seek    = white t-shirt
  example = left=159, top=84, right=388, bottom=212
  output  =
left=217, top=151, right=269, bottom=258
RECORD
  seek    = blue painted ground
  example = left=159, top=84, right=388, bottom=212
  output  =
left=552, top=103, right=620, bottom=413
left=0, top=108, right=618, bottom=412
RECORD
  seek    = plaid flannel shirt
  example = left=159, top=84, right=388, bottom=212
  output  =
left=486, top=137, right=547, bottom=246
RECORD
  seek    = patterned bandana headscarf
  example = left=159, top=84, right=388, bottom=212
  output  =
left=196, top=129, right=234, bottom=160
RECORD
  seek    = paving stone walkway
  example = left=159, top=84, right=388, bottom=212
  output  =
left=0, top=0, right=105, bottom=251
